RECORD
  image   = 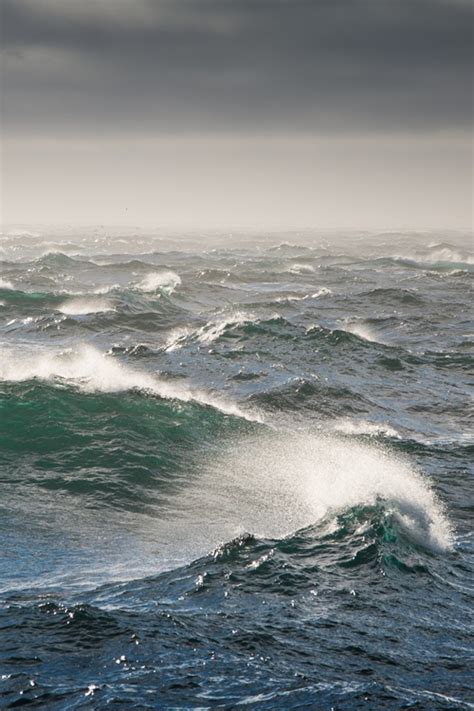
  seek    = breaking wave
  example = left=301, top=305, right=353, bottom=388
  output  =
left=57, top=297, right=116, bottom=315
left=0, top=277, right=14, bottom=290
left=342, top=320, right=383, bottom=344
left=0, top=344, right=262, bottom=422
left=188, top=432, right=452, bottom=554
left=135, top=271, right=181, bottom=293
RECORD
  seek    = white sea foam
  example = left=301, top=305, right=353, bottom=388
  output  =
left=3, top=229, right=41, bottom=238
left=136, top=271, right=181, bottom=293
left=308, top=287, right=331, bottom=298
left=0, top=278, right=14, bottom=290
left=164, top=312, right=254, bottom=350
left=189, top=433, right=452, bottom=553
left=343, top=321, right=381, bottom=343
left=395, top=247, right=474, bottom=266
left=288, top=263, right=316, bottom=274
left=93, top=284, right=121, bottom=295
left=331, top=418, right=401, bottom=439
left=197, top=312, right=251, bottom=344
left=57, top=297, right=115, bottom=315
left=0, top=344, right=262, bottom=423
left=6, top=316, right=36, bottom=327
left=164, top=326, right=196, bottom=352
left=277, top=287, right=332, bottom=302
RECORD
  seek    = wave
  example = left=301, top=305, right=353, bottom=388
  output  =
left=330, top=418, right=401, bottom=439
left=358, top=287, right=423, bottom=305
left=287, top=263, right=316, bottom=274
left=164, top=325, right=200, bottom=351
left=0, top=277, right=14, bottom=290
left=401, top=245, right=474, bottom=267
left=304, top=323, right=386, bottom=349
left=171, top=432, right=452, bottom=557
left=0, top=344, right=262, bottom=423
left=57, top=297, right=116, bottom=315
left=93, top=284, right=121, bottom=295
left=275, top=287, right=332, bottom=303
left=18, top=428, right=447, bottom=585
left=269, top=242, right=312, bottom=253
left=135, top=271, right=181, bottom=294
left=164, top=311, right=279, bottom=349
left=342, top=321, right=383, bottom=344
left=196, top=311, right=254, bottom=344
left=370, top=250, right=474, bottom=272
left=35, top=251, right=90, bottom=268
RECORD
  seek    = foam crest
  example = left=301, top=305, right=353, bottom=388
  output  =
left=331, top=419, right=401, bottom=439
left=197, top=312, right=251, bottom=344
left=57, top=297, right=115, bottom=315
left=191, top=433, right=452, bottom=553
left=427, top=246, right=474, bottom=264
left=164, top=312, right=254, bottom=349
left=0, top=344, right=262, bottom=422
left=0, top=277, right=14, bottom=290
left=276, top=287, right=331, bottom=303
left=343, top=321, right=381, bottom=343
left=393, top=247, right=474, bottom=268
left=164, top=326, right=196, bottom=351
left=136, top=271, right=181, bottom=293
left=93, top=284, right=121, bottom=295
left=288, top=263, right=315, bottom=274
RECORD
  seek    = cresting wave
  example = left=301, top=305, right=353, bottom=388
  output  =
left=0, top=344, right=262, bottom=423
left=57, top=296, right=116, bottom=315
left=396, top=244, right=474, bottom=266
left=165, top=311, right=256, bottom=349
left=275, top=286, right=332, bottom=303
left=330, top=418, right=401, bottom=439
left=206, top=432, right=452, bottom=551
left=342, top=320, right=383, bottom=344
left=135, top=270, right=181, bottom=293
left=177, top=432, right=452, bottom=557
left=0, top=277, right=14, bottom=290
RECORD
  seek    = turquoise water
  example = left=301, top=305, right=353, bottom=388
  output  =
left=0, top=229, right=472, bottom=709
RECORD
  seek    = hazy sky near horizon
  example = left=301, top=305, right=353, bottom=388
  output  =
left=1, top=0, right=472, bottom=229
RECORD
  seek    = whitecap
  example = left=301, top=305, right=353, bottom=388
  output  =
left=164, top=326, right=196, bottom=352
left=197, top=312, right=251, bottom=344
left=0, top=278, right=14, bottom=290
left=57, top=297, right=115, bottom=315
left=342, top=321, right=382, bottom=343
left=136, top=271, right=181, bottom=294
left=0, top=344, right=263, bottom=423
left=192, top=432, right=452, bottom=553
left=288, top=263, right=315, bottom=275
left=164, top=312, right=256, bottom=349
left=330, top=418, right=401, bottom=439
left=277, top=287, right=332, bottom=303
left=93, top=284, right=121, bottom=295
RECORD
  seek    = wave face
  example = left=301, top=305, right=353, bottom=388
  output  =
left=0, top=229, right=472, bottom=709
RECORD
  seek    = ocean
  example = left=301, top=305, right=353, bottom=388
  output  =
left=0, top=228, right=472, bottom=709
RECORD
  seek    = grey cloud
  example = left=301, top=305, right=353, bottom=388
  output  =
left=2, top=0, right=473, bottom=136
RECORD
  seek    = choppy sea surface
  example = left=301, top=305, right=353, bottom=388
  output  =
left=0, top=228, right=472, bottom=710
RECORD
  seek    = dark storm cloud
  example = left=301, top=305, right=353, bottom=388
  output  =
left=2, top=0, right=473, bottom=136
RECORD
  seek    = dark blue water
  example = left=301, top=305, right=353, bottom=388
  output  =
left=0, top=229, right=472, bottom=709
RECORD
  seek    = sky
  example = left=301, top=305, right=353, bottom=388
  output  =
left=1, top=0, right=472, bottom=230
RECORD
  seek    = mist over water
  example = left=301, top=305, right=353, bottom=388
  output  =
left=0, top=228, right=472, bottom=709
